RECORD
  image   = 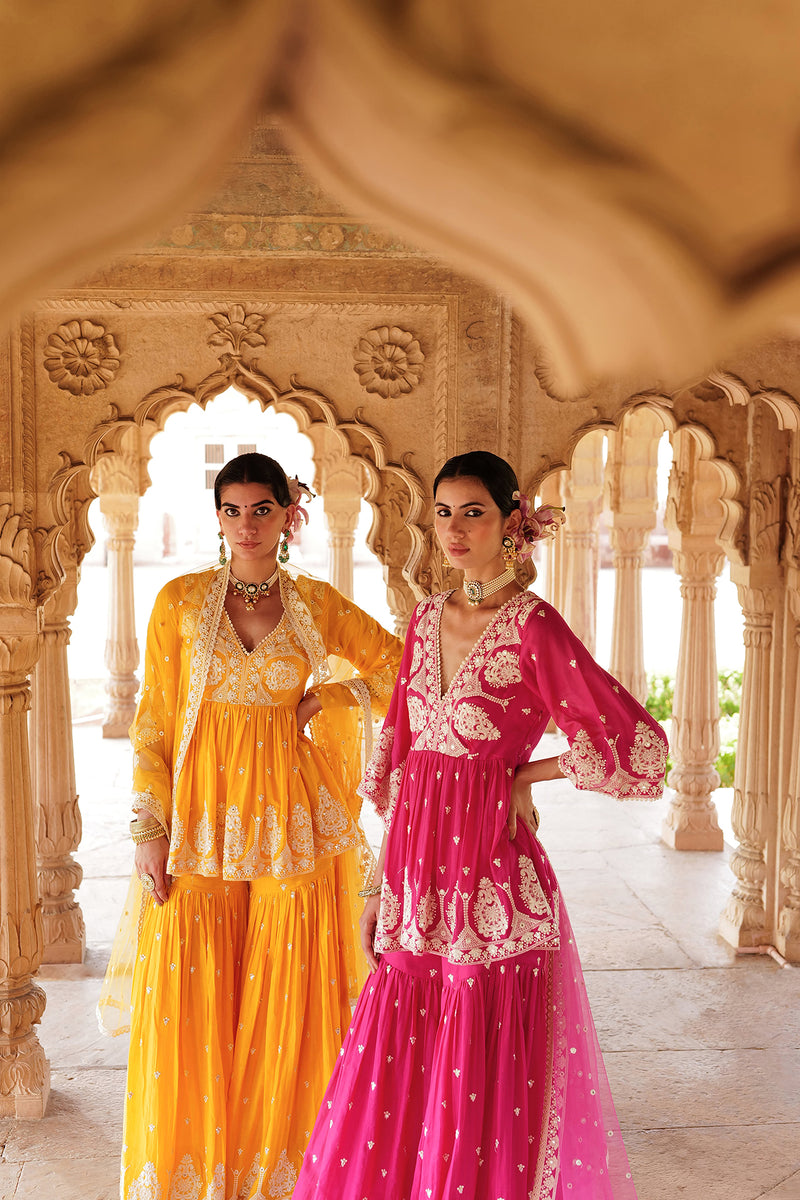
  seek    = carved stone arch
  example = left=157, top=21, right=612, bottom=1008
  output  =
left=752, top=386, right=800, bottom=433
left=665, top=424, right=743, bottom=564
left=39, top=412, right=151, bottom=607
left=551, top=395, right=745, bottom=565
left=41, top=355, right=428, bottom=632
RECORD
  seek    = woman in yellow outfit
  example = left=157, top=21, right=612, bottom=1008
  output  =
left=98, top=452, right=403, bottom=1200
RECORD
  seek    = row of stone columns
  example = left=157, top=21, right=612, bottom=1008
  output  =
left=4, top=407, right=800, bottom=1126
left=541, top=409, right=725, bottom=853
left=544, top=404, right=800, bottom=962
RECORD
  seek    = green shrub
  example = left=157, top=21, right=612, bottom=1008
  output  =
left=644, top=670, right=741, bottom=788
left=717, top=669, right=743, bottom=718
left=715, top=748, right=737, bottom=788
left=645, top=674, right=675, bottom=723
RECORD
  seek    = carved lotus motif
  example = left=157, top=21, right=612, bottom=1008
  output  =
left=354, top=326, right=424, bottom=398
left=207, top=305, right=266, bottom=356
left=44, top=320, right=120, bottom=396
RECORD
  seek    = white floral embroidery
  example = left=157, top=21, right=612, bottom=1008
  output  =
left=238, top=1157, right=260, bottom=1200
left=473, top=878, right=510, bottom=940
left=203, top=1163, right=225, bottom=1200
left=315, top=784, right=350, bottom=838
left=482, top=648, right=522, bottom=689
left=205, top=613, right=301, bottom=706
left=267, top=1150, right=298, bottom=1197
left=407, top=695, right=427, bottom=733
left=287, top=803, right=314, bottom=863
left=172, top=568, right=229, bottom=802
left=131, top=706, right=160, bottom=750
left=343, top=676, right=374, bottom=759
left=222, top=805, right=248, bottom=862
left=452, top=701, right=500, bottom=743
left=279, top=573, right=331, bottom=688
left=263, top=656, right=300, bottom=694
left=380, top=878, right=401, bottom=931
left=561, top=725, right=666, bottom=800
left=192, top=812, right=216, bottom=860
left=408, top=592, right=526, bottom=757
left=629, top=719, right=669, bottom=779
left=559, top=729, right=608, bottom=791
left=415, top=885, right=439, bottom=932
left=518, top=855, right=553, bottom=917
left=127, top=1162, right=162, bottom=1200
left=167, top=1154, right=202, bottom=1200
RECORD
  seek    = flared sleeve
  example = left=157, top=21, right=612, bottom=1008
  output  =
left=357, top=609, right=418, bottom=829
left=129, top=584, right=180, bottom=833
left=523, top=601, right=668, bottom=800
left=306, top=582, right=402, bottom=724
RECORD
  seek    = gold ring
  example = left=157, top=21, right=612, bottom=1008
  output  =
left=140, top=873, right=156, bottom=892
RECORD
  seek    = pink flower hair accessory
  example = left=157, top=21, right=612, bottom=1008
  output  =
left=510, top=489, right=565, bottom=560
left=286, top=477, right=315, bottom=543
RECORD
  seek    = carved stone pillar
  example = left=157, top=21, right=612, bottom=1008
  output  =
left=660, top=429, right=729, bottom=851
left=538, top=472, right=566, bottom=614
left=661, top=549, right=725, bottom=850
left=322, top=462, right=363, bottom=599
left=30, top=563, right=85, bottom=962
left=605, top=409, right=662, bottom=703
left=717, top=398, right=787, bottom=949
left=777, top=459, right=800, bottom=960
left=562, top=430, right=605, bottom=654
left=100, top=497, right=139, bottom=738
left=719, top=585, right=775, bottom=946
left=0, top=617, right=50, bottom=1117
left=778, top=591, right=800, bottom=959
left=607, top=523, right=650, bottom=702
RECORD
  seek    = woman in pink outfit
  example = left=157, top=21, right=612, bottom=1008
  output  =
left=295, top=451, right=668, bottom=1200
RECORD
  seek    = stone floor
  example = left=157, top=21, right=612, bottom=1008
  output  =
left=1, top=727, right=798, bottom=1200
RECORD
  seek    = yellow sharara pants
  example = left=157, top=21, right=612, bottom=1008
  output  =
left=121, top=858, right=355, bottom=1200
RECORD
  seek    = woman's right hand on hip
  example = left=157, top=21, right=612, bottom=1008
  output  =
left=359, top=895, right=381, bottom=973
left=135, top=836, right=171, bottom=906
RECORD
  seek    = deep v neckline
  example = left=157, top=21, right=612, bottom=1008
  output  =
left=435, top=590, right=524, bottom=700
left=223, top=607, right=287, bottom=657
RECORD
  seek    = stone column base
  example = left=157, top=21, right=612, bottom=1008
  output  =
left=41, top=902, right=86, bottom=963
left=661, top=817, right=724, bottom=851
left=0, top=1068, right=51, bottom=1119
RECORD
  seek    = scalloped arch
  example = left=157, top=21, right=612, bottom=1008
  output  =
left=42, top=356, right=429, bottom=625
left=526, top=394, right=744, bottom=564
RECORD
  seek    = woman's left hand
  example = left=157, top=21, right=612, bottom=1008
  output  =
left=297, top=691, right=323, bottom=731
left=508, top=770, right=539, bottom=840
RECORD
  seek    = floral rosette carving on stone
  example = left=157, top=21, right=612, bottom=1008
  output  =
left=207, top=305, right=266, bottom=357
left=43, top=320, right=120, bottom=396
left=354, top=325, right=424, bottom=398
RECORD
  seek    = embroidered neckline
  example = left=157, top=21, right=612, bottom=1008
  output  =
left=435, top=589, right=527, bottom=700
left=223, top=606, right=287, bottom=658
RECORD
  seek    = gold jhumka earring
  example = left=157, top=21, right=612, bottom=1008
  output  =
left=501, top=535, right=518, bottom=570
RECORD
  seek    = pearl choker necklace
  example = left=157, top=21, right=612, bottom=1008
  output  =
left=462, top=567, right=517, bottom=607
left=229, top=567, right=279, bottom=611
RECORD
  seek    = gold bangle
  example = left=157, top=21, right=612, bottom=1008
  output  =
left=131, top=825, right=166, bottom=845
left=130, top=817, right=161, bottom=832
left=358, top=882, right=382, bottom=898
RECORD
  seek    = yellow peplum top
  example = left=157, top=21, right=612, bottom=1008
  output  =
left=98, top=563, right=403, bottom=1036
left=169, top=608, right=370, bottom=880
